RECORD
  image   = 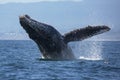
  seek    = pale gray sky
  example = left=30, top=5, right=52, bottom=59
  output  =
left=0, top=0, right=119, bottom=40
left=0, top=0, right=83, bottom=4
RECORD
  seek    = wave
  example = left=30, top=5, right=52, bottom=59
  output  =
left=79, top=56, right=102, bottom=60
left=71, top=41, right=103, bottom=60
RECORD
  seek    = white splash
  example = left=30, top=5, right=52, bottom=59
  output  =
left=79, top=55, right=102, bottom=60
left=71, top=41, right=103, bottom=60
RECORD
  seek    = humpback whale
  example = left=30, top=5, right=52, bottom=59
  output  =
left=19, top=15, right=110, bottom=59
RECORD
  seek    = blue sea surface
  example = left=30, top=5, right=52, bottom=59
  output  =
left=0, top=40, right=120, bottom=80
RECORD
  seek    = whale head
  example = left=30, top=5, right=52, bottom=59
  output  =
left=19, top=15, right=64, bottom=54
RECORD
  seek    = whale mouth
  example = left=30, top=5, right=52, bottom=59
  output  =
left=19, top=15, right=32, bottom=26
left=19, top=15, right=32, bottom=29
left=19, top=14, right=40, bottom=40
left=19, top=15, right=31, bottom=20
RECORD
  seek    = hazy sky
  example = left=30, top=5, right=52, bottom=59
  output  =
left=0, top=0, right=119, bottom=40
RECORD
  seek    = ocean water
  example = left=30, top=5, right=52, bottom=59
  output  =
left=0, top=40, right=120, bottom=80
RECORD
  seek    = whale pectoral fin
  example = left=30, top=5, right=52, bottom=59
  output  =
left=63, top=25, right=110, bottom=43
